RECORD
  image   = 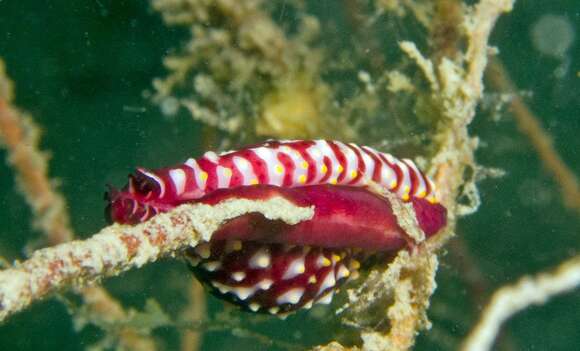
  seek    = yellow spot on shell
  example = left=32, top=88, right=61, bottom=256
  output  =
left=417, top=189, right=427, bottom=198
left=249, top=178, right=259, bottom=185
left=332, top=254, right=341, bottom=262
left=321, top=164, right=328, bottom=174
left=200, top=172, right=209, bottom=181
left=401, top=185, right=411, bottom=201
left=329, top=178, right=337, bottom=185
left=321, top=257, right=332, bottom=267
left=223, top=168, right=232, bottom=177
left=337, top=165, right=344, bottom=173
left=350, top=170, right=358, bottom=178
left=301, top=161, right=309, bottom=169
left=308, top=275, right=317, bottom=284
left=275, top=164, right=284, bottom=174
left=299, top=175, right=307, bottom=184
left=389, top=179, right=397, bottom=189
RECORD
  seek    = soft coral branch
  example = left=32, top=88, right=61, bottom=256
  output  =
left=0, top=59, right=158, bottom=349
left=0, top=196, right=312, bottom=322
left=0, top=61, right=74, bottom=246
left=461, top=255, right=580, bottom=351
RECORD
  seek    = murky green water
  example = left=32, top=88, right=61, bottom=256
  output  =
left=0, top=1, right=578, bottom=350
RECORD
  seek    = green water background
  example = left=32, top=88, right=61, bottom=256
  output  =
left=0, top=1, right=578, bottom=350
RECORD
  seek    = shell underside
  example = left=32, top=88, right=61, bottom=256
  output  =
left=186, top=240, right=360, bottom=315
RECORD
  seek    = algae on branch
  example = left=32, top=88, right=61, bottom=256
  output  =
left=150, top=0, right=437, bottom=149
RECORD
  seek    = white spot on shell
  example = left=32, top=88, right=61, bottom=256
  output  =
left=258, top=279, right=274, bottom=290
left=317, top=271, right=336, bottom=295
left=276, top=288, right=304, bottom=305
left=169, top=169, right=186, bottom=195
left=216, top=166, right=232, bottom=188
left=248, top=302, right=260, bottom=312
left=202, top=151, right=219, bottom=163
left=232, top=286, right=257, bottom=300
left=317, top=291, right=334, bottom=305
left=232, top=156, right=256, bottom=185
left=231, top=271, right=246, bottom=282
left=184, top=158, right=207, bottom=191
left=336, top=265, right=350, bottom=280
left=249, top=248, right=271, bottom=269
left=282, top=257, right=306, bottom=280
left=316, top=255, right=332, bottom=268
left=212, top=281, right=232, bottom=294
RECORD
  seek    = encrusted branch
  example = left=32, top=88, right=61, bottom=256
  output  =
left=314, top=1, right=514, bottom=349
left=0, top=62, right=74, bottom=246
left=0, top=197, right=313, bottom=322
left=461, top=256, right=580, bottom=351
left=0, top=58, right=162, bottom=348
left=0, top=0, right=532, bottom=350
